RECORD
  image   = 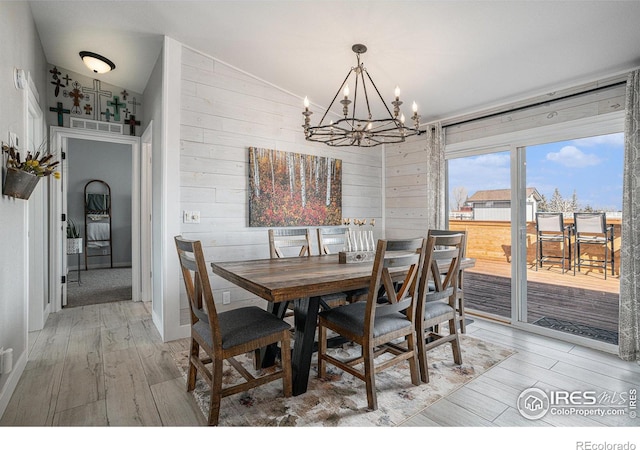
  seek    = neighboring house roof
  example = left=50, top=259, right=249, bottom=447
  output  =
left=467, top=188, right=542, bottom=202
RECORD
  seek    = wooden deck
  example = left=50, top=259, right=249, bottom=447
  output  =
left=464, top=259, right=620, bottom=338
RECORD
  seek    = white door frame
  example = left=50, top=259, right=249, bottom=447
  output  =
left=24, top=73, right=50, bottom=331
left=140, top=121, right=153, bottom=302
left=49, top=127, right=142, bottom=312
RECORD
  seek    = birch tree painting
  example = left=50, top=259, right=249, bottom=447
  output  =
left=249, top=147, right=342, bottom=227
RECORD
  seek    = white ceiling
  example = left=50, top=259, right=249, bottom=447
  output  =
left=29, top=0, right=640, bottom=123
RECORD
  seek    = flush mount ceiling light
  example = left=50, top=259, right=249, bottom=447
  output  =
left=302, top=44, right=423, bottom=147
left=79, top=51, right=116, bottom=74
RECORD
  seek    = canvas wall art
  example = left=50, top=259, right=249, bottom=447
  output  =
left=249, top=147, right=342, bottom=227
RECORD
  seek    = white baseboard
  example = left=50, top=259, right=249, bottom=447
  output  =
left=0, top=348, right=27, bottom=421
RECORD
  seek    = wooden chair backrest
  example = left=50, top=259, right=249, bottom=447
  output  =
left=317, top=227, right=348, bottom=255
left=268, top=228, right=312, bottom=258
left=428, top=229, right=467, bottom=257
left=364, top=237, right=427, bottom=336
left=174, top=236, right=221, bottom=347
left=418, top=234, right=464, bottom=307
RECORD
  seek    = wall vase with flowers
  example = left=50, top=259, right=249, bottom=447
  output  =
left=2, top=142, right=60, bottom=200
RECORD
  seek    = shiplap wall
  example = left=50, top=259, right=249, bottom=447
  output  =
left=179, top=45, right=383, bottom=320
left=445, top=76, right=626, bottom=146
left=384, top=135, right=432, bottom=239
left=384, top=75, right=627, bottom=239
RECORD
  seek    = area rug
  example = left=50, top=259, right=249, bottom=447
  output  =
left=171, top=334, right=514, bottom=426
left=533, top=316, right=619, bottom=345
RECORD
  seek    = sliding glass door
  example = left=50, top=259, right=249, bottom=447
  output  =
left=448, top=149, right=512, bottom=322
left=522, top=133, right=623, bottom=346
left=447, top=121, right=624, bottom=349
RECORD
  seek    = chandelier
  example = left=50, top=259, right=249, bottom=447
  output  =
left=302, top=44, right=422, bottom=147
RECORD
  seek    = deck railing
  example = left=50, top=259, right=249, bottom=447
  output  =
left=449, top=219, right=621, bottom=276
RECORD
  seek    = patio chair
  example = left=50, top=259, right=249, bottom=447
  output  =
left=174, top=236, right=292, bottom=426
left=427, top=229, right=468, bottom=333
left=416, top=234, right=464, bottom=383
left=535, top=212, right=573, bottom=274
left=573, top=212, right=615, bottom=279
left=317, top=237, right=426, bottom=410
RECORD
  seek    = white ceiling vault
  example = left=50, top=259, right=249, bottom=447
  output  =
left=29, top=0, right=640, bottom=123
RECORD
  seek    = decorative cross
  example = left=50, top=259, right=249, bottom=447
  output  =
left=62, top=74, right=72, bottom=86
left=120, top=89, right=129, bottom=101
left=50, top=102, right=70, bottom=127
left=107, top=96, right=125, bottom=122
left=51, top=78, right=65, bottom=97
left=84, top=103, right=93, bottom=115
left=128, top=97, right=142, bottom=115
left=49, top=66, right=61, bottom=80
left=101, top=108, right=113, bottom=122
left=127, top=115, right=141, bottom=136
left=63, top=81, right=84, bottom=114
left=82, top=79, right=112, bottom=120
left=122, top=107, right=131, bottom=120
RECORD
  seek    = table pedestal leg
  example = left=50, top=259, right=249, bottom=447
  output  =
left=292, top=296, right=320, bottom=396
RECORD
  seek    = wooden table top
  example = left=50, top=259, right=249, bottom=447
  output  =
left=211, top=254, right=475, bottom=303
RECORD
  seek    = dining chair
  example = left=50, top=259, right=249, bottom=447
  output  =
left=416, top=234, right=464, bottom=383
left=535, top=212, right=573, bottom=274
left=573, top=212, right=615, bottom=279
left=269, top=227, right=347, bottom=310
left=317, top=226, right=369, bottom=303
left=268, top=227, right=312, bottom=258
left=317, top=237, right=427, bottom=411
left=427, top=229, right=468, bottom=333
left=174, top=236, right=292, bottom=426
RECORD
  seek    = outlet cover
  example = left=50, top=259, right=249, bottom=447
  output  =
left=222, top=291, right=231, bottom=304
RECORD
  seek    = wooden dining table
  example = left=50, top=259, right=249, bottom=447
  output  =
left=211, top=253, right=475, bottom=396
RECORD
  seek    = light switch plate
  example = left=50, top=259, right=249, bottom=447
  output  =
left=183, top=210, right=201, bottom=224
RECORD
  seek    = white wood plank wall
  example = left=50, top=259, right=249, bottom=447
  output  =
left=178, top=46, right=383, bottom=319
left=445, top=77, right=626, bottom=145
left=384, top=135, right=433, bottom=239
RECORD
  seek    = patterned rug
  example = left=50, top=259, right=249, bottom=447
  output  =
left=171, top=334, right=514, bottom=426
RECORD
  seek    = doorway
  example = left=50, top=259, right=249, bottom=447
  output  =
left=65, top=139, right=133, bottom=308
left=49, top=127, right=146, bottom=312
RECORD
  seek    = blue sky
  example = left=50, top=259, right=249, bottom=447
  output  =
left=448, top=132, right=624, bottom=211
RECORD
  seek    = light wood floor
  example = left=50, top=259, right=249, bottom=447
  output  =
left=1, top=300, right=638, bottom=428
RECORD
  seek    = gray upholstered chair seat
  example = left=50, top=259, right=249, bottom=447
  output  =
left=319, top=301, right=412, bottom=338
left=193, top=306, right=291, bottom=350
left=423, top=300, right=454, bottom=321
